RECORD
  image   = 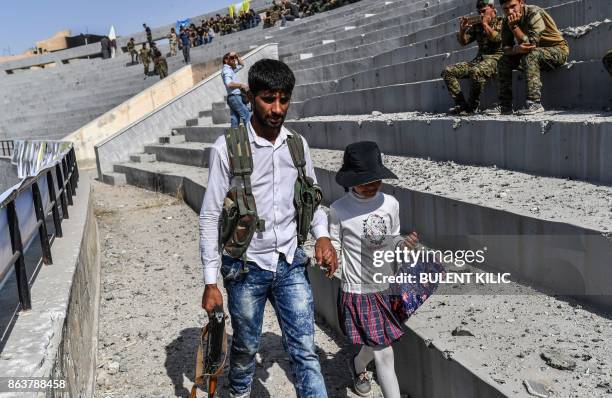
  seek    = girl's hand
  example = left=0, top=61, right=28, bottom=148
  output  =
left=401, top=232, right=419, bottom=251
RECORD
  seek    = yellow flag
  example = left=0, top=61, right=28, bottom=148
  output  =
left=242, top=0, right=250, bottom=13
left=229, top=4, right=235, bottom=18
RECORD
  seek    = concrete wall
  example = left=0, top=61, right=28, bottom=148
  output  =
left=94, top=43, right=279, bottom=179
left=65, top=65, right=196, bottom=162
left=285, top=117, right=612, bottom=184
left=0, top=174, right=100, bottom=398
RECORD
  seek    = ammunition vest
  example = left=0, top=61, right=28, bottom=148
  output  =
left=218, top=126, right=323, bottom=260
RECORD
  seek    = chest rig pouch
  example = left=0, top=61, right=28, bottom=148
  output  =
left=219, top=126, right=263, bottom=259
left=286, top=131, right=323, bottom=245
left=218, top=126, right=323, bottom=259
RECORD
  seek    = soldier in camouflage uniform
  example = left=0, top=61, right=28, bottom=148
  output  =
left=168, top=28, right=178, bottom=57
left=604, top=50, right=612, bottom=76
left=489, top=0, right=569, bottom=115
left=139, top=44, right=151, bottom=77
left=153, top=49, right=168, bottom=79
left=126, top=37, right=138, bottom=64
left=441, top=0, right=503, bottom=114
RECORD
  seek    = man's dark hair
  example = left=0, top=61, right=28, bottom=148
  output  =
left=223, top=52, right=232, bottom=64
left=248, top=59, right=295, bottom=96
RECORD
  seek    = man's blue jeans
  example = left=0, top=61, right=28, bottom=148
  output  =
left=220, top=248, right=328, bottom=397
left=227, top=94, right=251, bottom=128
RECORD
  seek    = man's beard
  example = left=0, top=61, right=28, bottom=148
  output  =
left=253, top=103, right=285, bottom=129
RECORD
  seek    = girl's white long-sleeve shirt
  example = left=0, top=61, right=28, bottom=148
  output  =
left=329, top=191, right=401, bottom=294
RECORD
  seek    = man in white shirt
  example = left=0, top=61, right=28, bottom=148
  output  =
left=200, top=58, right=338, bottom=398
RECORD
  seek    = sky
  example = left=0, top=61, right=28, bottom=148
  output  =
left=0, top=0, right=233, bottom=55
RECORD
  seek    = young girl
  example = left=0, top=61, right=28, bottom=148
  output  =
left=330, top=141, right=419, bottom=398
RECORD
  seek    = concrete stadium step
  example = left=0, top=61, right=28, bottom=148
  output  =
left=101, top=172, right=127, bottom=186
left=284, top=112, right=612, bottom=184
left=1, top=94, right=134, bottom=124
left=3, top=84, right=147, bottom=112
left=298, top=61, right=611, bottom=117
left=281, top=0, right=470, bottom=55
left=280, top=0, right=474, bottom=61
left=143, top=142, right=211, bottom=168
left=288, top=0, right=575, bottom=71
left=173, top=110, right=612, bottom=185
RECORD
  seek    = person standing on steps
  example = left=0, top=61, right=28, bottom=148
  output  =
left=486, top=0, right=569, bottom=115
left=126, top=37, right=138, bottom=64
left=200, top=58, right=338, bottom=398
left=100, top=36, right=111, bottom=59
left=168, top=28, right=178, bottom=57
left=139, top=43, right=151, bottom=78
left=143, top=23, right=153, bottom=46
left=441, top=0, right=503, bottom=115
left=221, top=52, right=251, bottom=128
left=179, top=27, right=191, bottom=64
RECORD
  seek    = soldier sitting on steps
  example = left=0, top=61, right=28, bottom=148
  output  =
left=486, top=0, right=569, bottom=115
left=441, top=0, right=503, bottom=115
left=153, top=49, right=168, bottom=80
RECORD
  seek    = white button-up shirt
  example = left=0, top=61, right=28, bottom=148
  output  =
left=199, top=121, right=329, bottom=284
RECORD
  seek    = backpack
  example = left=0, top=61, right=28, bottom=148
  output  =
left=218, top=126, right=322, bottom=260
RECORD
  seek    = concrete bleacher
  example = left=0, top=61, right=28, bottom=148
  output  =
left=95, top=0, right=612, bottom=396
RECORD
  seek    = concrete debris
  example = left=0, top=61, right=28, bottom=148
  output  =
left=539, top=120, right=552, bottom=135
left=371, top=110, right=382, bottom=116
left=106, top=361, right=120, bottom=375
left=540, top=349, right=577, bottom=371
left=452, top=118, right=461, bottom=129
left=451, top=326, right=475, bottom=337
left=561, top=19, right=609, bottom=38
left=523, top=379, right=552, bottom=398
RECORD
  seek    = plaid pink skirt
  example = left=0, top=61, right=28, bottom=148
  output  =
left=339, top=291, right=404, bottom=347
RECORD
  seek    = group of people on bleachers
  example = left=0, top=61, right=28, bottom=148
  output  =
left=263, top=0, right=362, bottom=28
left=441, top=0, right=570, bottom=116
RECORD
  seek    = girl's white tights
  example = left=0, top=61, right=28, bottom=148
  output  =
left=354, top=345, right=401, bottom=398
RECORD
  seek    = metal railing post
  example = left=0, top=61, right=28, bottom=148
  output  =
left=55, top=164, right=69, bottom=219
left=61, top=158, right=75, bottom=203
left=46, top=170, right=63, bottom=238
left=7, top=201, right=31, bottom=311
left=32, top=182, right=53, bottom=265
left=69, top=148, right=79, bottom=189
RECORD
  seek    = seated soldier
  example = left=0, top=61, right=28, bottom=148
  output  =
left=604, top=50, right=612, bottom=76
left=153, top=49, right=168, bottom=80
left=441, top=0, right=503, bottom=114
left=488, top=0, right=569, bottom=115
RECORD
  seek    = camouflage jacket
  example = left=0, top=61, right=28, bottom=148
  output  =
left=501, top=4, right=568, bottom=51
left=168, top=33, right=177, bottom=44
left=460, top=16, right=503, bottom=59
left=139, top=48, right=150, bottom=62
left=127, top=41, right=135, bottom=52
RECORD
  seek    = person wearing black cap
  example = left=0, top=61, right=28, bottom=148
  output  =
left=441, top=0, right=503, bottom=115
left=330, top=141, right=419, bottom=398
